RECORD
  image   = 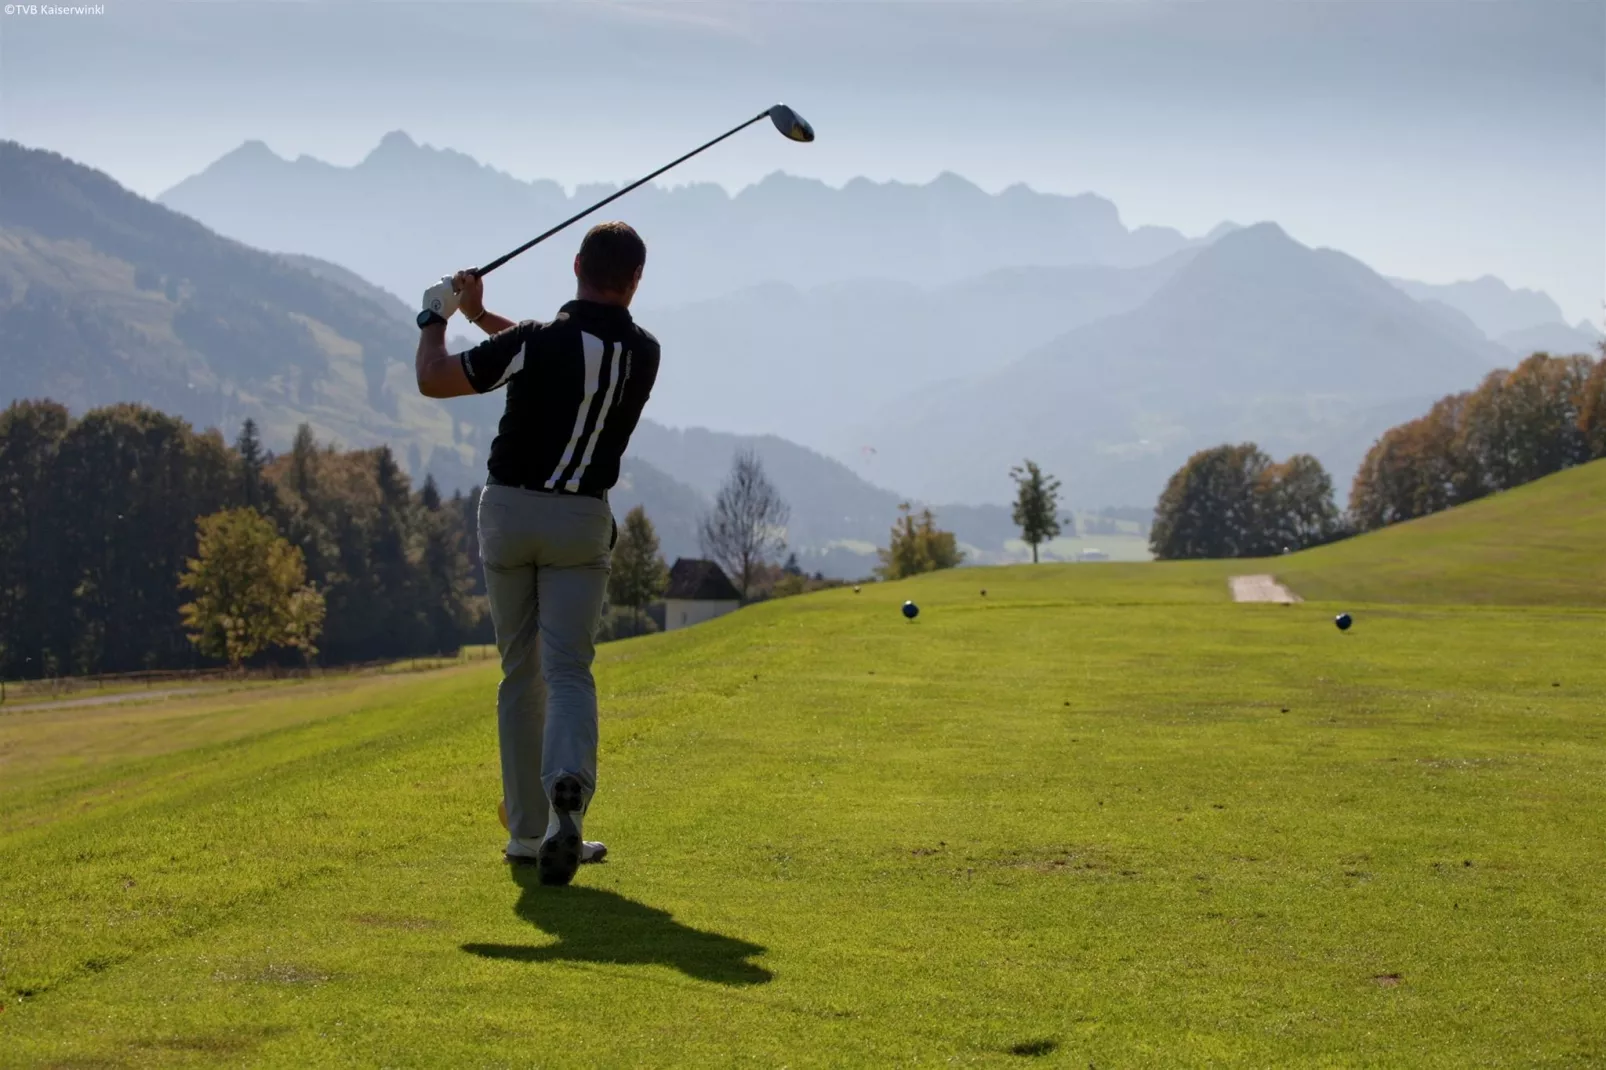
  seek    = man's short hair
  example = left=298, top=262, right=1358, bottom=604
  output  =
left=577, top=221, right=646, bottom=294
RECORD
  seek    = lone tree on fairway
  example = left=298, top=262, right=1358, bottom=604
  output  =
left=608, top=506, right=669, bottom=635
left=700, top=449, right=790, bottom=601
left=1010, top=460, right=1064, bottom=563
left=179, top=507, right=325, bottom=669
left=877, top=503, right=964, bottom=580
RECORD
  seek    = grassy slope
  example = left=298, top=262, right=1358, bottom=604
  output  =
left=1, top=562, right=1603, bottom=1067
left=1277, top=460, right=1606, bottom=606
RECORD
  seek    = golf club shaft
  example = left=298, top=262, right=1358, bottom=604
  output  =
left=475, top=108, right=773, bottom=277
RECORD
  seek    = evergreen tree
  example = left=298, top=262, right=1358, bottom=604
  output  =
left=0, top=401, right=72, bottom=678
left=47, top=405, right=239, bottom=673
left=418, top=476, right=475, bottom=653
left=236, top=418, right=266, bottom=508
left=608, top=506, right=669, bottom=636
left=288, top=423, right=318, bottom=500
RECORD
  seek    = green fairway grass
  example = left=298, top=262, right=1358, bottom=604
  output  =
left=1277, top=459, right=1606, bottom=606
left=2, top=558, right=1603, bottom=1066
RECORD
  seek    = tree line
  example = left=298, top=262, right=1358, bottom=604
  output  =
left=1349, top=350, right=1605, bottom=532
left=1148, top=348, right=1606, bottom=560
left=0, top=400, right=482, bottom=679
left=22, top=344, right=1586, bottom=676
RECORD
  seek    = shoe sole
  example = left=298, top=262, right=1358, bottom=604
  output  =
left=538, top=776, right=584, bottom=887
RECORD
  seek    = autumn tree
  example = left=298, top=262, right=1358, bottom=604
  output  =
left=1009, top=460, right=1064, bottom=563
left=1350, top=392, right=1478, bottom=532
left=608, top=506, right=669, bottom=636
left=1351, top=351, right=1603, bottom=532
left=699, top=449, right=790, bottom=600
left=1459, top=353, right=1593, bottom=493
left=1577, top=344, right=1606, bottom=460
left=1253, top=454, right=1341, bottom=554
left=877, top=503, right=965, bottom=580
left=179, top=507, right=326, bottom=668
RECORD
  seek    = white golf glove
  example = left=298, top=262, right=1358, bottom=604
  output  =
left=420, top=276, right=460, bottom=322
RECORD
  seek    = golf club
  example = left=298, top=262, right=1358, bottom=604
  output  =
left=474, top=103, right=815, bottom=278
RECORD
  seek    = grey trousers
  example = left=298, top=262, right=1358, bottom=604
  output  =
left=477, top=483, right=615, bottom=842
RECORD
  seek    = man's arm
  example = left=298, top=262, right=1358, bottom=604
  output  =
left=414, top=270, right=536, bottom=398
left=416, top=321, right=475, bottom=398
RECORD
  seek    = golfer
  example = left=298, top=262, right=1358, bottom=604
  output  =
left=414, top=222, right=660, bottom=886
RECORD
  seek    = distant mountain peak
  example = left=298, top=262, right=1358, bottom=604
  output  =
left=1181, top=221, right=1306, bottom=273
left=1389, top=274, right=1567, bottom=338
left=215, top=139, right=283, bottom=168
left=928, top=170, right=985, bottom=196
left=1221, top=220, right=1292, bottom=242
left=362, top=130, right=421, bottom=165
left=738, top=171, right=834, bottom=200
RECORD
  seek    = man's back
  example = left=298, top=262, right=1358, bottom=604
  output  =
left=461, top=299, right=661, bottom=495
left=413, top=220, right=657, bottom=886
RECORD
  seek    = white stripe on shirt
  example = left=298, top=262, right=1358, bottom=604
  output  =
left=565, top=343, right=626, bottom=491
left=545, top=332, right=608, bottom=489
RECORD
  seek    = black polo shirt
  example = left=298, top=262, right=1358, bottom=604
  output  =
left=459, top=300, right=660, bottom=495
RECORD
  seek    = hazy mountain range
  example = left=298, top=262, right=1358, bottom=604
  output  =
left=850, top=222, right=1516, bottom=504
left=159, top=132, right=1220, bottom=316
left=154, top=133, right=1596, bottom=505
left=4, top=135, right=1594, bottom=578
left=633, top=252, right=1196, bottom=446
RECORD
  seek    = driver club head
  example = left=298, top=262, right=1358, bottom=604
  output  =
left=769, top=103, right=815, bottom=143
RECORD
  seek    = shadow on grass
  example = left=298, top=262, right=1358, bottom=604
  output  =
left=462, top=867, right=772, bottom=986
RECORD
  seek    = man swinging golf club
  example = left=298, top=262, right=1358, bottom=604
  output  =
left=411, top=104, right=812, bottom=886
left=414, top=222, right=659, bottom=886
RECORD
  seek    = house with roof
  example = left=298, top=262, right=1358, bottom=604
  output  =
left=661, top=558, right=742, bottom=631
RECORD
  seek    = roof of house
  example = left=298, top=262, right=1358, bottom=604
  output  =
left=665, top=558, right=741, bottom=601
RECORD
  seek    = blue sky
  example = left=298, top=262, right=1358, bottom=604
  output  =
left=2, top=0, right=1601, bottom=323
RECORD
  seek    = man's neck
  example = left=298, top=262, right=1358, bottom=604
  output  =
left=574, top=286, right=631, bottom=309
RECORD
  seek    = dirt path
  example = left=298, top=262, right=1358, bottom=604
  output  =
left=2, top=688, right=206, bottom=713
left=1229, top=574, right=1303, bottom=604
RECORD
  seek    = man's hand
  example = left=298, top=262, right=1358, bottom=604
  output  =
left=454, top=269, right=485, bottom=321
left=420, top=276, right=460, bottom=324
left=453, top=268, right=516, bottom=335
